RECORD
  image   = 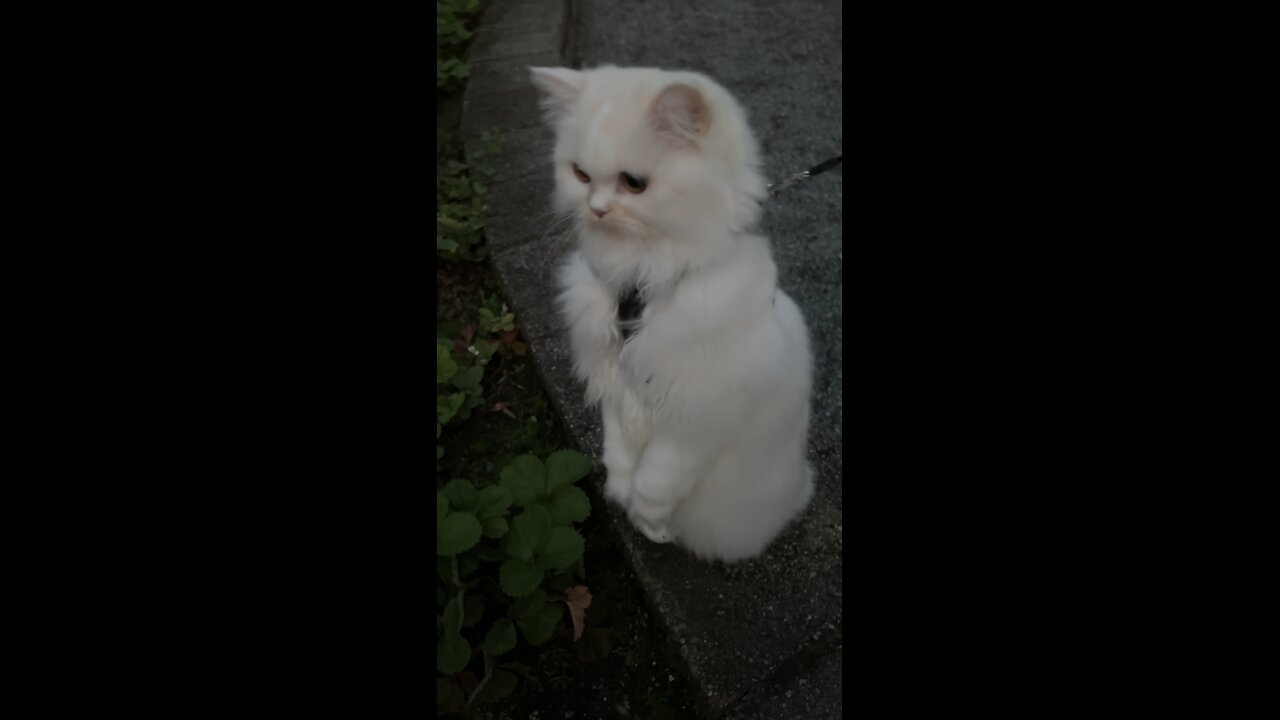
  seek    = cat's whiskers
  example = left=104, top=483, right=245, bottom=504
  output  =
left=537, top=209, right=582, bottom=253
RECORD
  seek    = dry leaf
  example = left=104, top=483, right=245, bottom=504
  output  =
left=564, top=585, right=593, bottom=642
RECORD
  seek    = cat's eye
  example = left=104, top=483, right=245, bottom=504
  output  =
left=620, top=172, right=647, bottom=193
left=572, top=163, right=590, bottom=183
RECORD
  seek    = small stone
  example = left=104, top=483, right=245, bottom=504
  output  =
left=668, top=674, right=674, bottom=682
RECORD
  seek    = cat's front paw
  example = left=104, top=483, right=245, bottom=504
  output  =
left=602, top=465, right=633, bottom=507
left=627, top=493, right=674, bottom=544
left=628, top=509, right=673, bottom=544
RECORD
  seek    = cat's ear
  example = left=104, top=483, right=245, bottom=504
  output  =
left=529, top=67, right=583, bottom=117
left=651, top=83, right=711, bottom=144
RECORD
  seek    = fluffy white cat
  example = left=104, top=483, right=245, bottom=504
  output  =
left=530, top=65, right=814, bottom=563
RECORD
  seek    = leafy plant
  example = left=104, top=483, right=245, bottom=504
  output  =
left=436, top=337, right=489, bottom=460
left=476, top=291, right=526, bottom=357
left=436, top=450, right=595, bottom=711
left=438, top=129, right=502, bottom=263
left=437, top=0, right=481, bottom=91
left=436, top=0, right=497, bottom=264
left=436, top=289, right=523, bottom=461
left=478, top=306, right=514, bottom=334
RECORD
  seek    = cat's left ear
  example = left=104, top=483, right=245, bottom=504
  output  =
left=651, top=83, right=711, bottom=144
left=530, top=67, right=583, bottom=117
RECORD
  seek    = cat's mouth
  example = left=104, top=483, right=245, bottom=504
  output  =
left=585, top=211, right=616, bottom=229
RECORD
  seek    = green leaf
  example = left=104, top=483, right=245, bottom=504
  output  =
left=502, top=531, right=529, bottom=562
left=545, top=450, right=593, bottom=492
left=437, top=512, right=482, bottom=556
left=437, top=492, right=448, bottom=524
left=443, top=595, right=462, bottom=633
left=457, top=393, right=484, bottom=420
left=499, top=455, right=546, bottom=506
left=437, top=235, right=460, bottom=254
left=437, top=343, right=458, bottom=384
left=476, top=485, right=512, bottom=519
left=539, top=527, right=585, bottom=570
left=452, top=364, right=483, bottom=392
left=511, top=589, right=546, bottom=619
left=437, top=630, right=471, bottom=674
left=502, top=505, right=550, bottom=562
left=443, top=479, right=479, bottom=512
left=474, top=340, right=499, bottom=363
left=481, top=516, right=509, bottom=539
left=483, top=618, right=517, bottom=656
left=471, top=669, right=517, bottom=704
left=499, top=558, right=544, bottom=597
left=518, top=602, right=564, bottom=646
left=545, top=486, right=590, bottom=526
left=438, top=392, right=465, bottom=425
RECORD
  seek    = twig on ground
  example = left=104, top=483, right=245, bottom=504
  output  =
left=466, top=651, right=494, bottom=709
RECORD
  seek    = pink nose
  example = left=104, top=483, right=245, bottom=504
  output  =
left=591, top=207, right=608, bottom=218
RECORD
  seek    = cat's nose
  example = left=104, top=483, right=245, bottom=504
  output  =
left=588, top=190, right=613, bottom=218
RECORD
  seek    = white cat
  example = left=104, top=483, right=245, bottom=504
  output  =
left=530, top=65, right=815, bottom=563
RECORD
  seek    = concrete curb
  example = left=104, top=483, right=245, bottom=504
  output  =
left=460, top=2, right=842, bottom=717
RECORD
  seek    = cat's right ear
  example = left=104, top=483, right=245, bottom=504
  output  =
left=529, top=67, right=583, bottom=119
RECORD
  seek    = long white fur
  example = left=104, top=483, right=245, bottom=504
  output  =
left=530, top=65, right=815, bottom=563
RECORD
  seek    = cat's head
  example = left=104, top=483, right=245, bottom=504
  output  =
left=530, top=65, right=766, bottom=246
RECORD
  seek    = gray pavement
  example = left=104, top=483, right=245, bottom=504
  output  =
left=462, top=1, right=842, bottom=716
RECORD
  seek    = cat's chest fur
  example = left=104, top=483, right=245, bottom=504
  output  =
left=559, top=234, right=780, bottom=413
